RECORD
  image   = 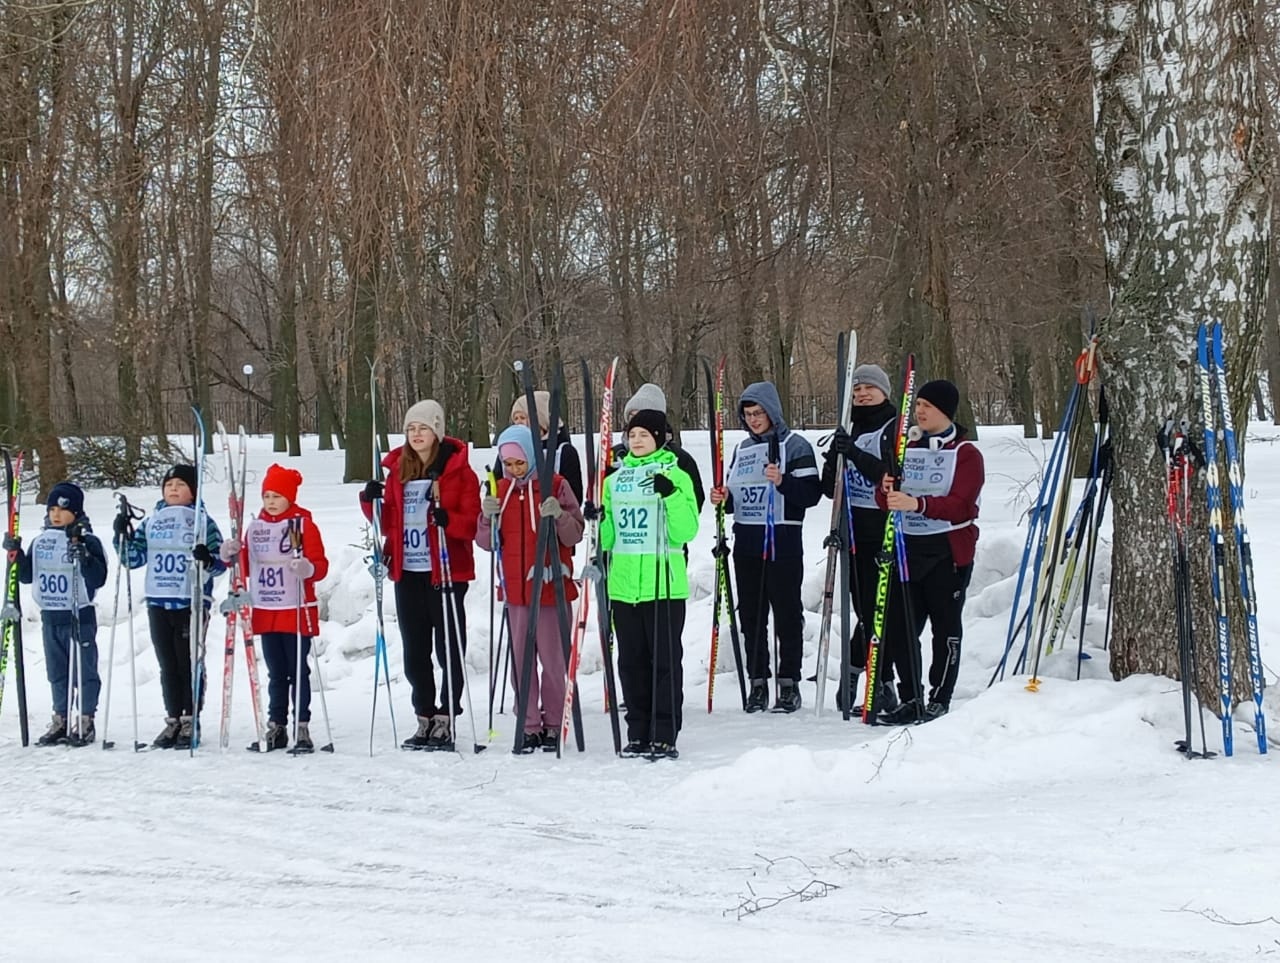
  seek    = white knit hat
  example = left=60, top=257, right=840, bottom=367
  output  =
left=403, top=399, right=446, bottom=438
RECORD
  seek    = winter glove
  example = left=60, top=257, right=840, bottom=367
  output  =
left=287, top=556, right=316, bottom=579
left=191, top=543, right=215, bottom=569
left=2, top=533, right=20, bottom=552
left=830, top=427, right=856, bottom=459
left=651, top=473, right=675, bottom=498
left=482, top=495, right=501, bottom=519
left=431, top=506, right=449, bottom=529
left=539, top=496, right=564, bottom=520
left=582, top=502, right=599, bottom=522
left=112, top=513, right=131, bottom=537
left=219, top=538, right=242, bottom=563
left=361, top=479, right=384, bottom=503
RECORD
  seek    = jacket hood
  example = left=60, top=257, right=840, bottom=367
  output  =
left=495, top=424, right=539, bottom=481
left=739, top=381, right=789, bottom=441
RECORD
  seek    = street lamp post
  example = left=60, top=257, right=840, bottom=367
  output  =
left=242, top=363, right=255, bottom=434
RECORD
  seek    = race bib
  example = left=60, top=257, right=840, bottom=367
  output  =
left=30, top=529, right=89, bottom=612
left=845, top=429, right=884, bottom=511
left=143, top=505, right=195, bottom=601
left=246, top=517, right=302, bottom=610
left=899, top=447, right=973, bottom=536
left=726, top=445, right=773, bottom=525
left=402, top=480, right=433, bottom=572
left=610, top=463, right=661, bottom=555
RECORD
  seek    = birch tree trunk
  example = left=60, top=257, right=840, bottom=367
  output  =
left=1094, top=0, right=1269, bottom=705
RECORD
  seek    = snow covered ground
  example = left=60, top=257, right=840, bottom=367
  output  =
left=4, top=424, right=1280, bottom=961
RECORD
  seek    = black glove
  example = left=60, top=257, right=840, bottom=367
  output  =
left=652, top=473, right=675, bottom=498
left=362, top=479, right=384, bottom=503
left=191, top=543, right=215, bottom=569
left=2, top=533, right=20, bottom=552
left=432, top=506, right=449, bottom=529
left=582, top=502, right=600, bottom=522
left=112, top=513, right=130, bottom=537
left=831, top=427, right=856, bottom=458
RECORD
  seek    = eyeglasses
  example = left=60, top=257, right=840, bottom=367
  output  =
left=742, top=407, right=768, bottom=419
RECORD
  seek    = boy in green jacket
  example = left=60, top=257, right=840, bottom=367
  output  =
left=601, top=411, right=699, bottom=758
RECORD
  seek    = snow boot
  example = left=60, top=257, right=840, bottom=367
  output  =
left=622, top=739, right=650, bottom=758
left=426, top=714, right=454, bottom=752
left=922, top=702, right=949, bottom=723
left=264, top=721, right=288, bottom=751
left=173, top=715, right=195, bottom=750
left=36, top=713, right=66, bottom=746
left=646, top=741, right=679, bottom=760
left=745, top=680, right=768, bottom=713
left=540, top=728, right=559, bottom=753
left=401, top=716, right=434, bottom=751
left=291, top=722, right=315, bottom=754
left=153, top=718, right=180, bottom=749
left=772, top=680, right=802, bottom=713
left=68, top=715, right=95, bottom=747
left=879, top=698, right=923, bottom=726
left=515, top=731, right=542, bottom=755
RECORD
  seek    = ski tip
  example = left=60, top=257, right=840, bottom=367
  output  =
left=101, top=740, right=115, bottom=750
left=473, top=744, right=487, bottom=755
left=321, top=744, right=335, bottom=753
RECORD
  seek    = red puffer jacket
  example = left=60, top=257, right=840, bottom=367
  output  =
left=360, top=439, right=481, bottom=584
left=239, top=503, right=329, bottom=635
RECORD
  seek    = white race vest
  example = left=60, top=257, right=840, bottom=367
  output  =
left=845, top=429, right=885, bottom=511
left=727, top=439, right=797, bottom=527
left=246, top=517, right=301, bottom=610
left=30, top=529, right=89, bottom=612
left=144, top=505, right=196, bottom=601
left=898, top=446, right=975, bottom=536
left=401, top=480, right=434, bottom=572
left=610, top=463, right=662, bottom=555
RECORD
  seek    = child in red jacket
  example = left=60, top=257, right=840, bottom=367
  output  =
left=221, top=464, right=329, bottom=752
left=359, top=399, right=480, bottom=751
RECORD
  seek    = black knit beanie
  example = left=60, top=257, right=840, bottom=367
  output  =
left=625, top=410, right=668, bottom=450
left=162, top=463, right=199, bottom=497
left=917, top=380, right=960, bottom=421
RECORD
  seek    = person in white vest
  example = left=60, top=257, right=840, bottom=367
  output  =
left=820, top=363, right=901, bottom=715
left=875, top=379, right=984, bottom=725
left=118, top=464, right=227, bottom=749
left=6, top=482, right=108, bottom=746
left=709, top=381, right=822, bottom=713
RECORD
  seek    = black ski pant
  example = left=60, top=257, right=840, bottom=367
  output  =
left=261, top=632, right=312, bottom=724
left=394, top=571, right=468, bottom=718
left=734, top=552, right=804, bottom=683
left=884, top=560, right=973, bottom=707
left=148, top=605, right=207, bottom=718
left=613, top=599, right=685, bottom=746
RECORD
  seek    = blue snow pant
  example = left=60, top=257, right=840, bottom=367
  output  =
left=42, top=607, right=101, bottom=717
left=261, top=632, right=312, bottom=725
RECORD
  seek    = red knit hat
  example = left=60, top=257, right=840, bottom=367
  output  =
left=262, top=463, right=302, bottom=503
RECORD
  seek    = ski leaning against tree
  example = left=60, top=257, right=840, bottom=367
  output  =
left=117, top=464, right=227, bottom=750
left=360, top=399, right=481, bottom=751
left=876, top=380, right=984, bottom=725
left=820, top=363, right=901, bottom=715
left=601, top=411, right=699, bottom=759
left=608, top=382, right=706, bottom=513
left=476, top=424, right=585, bottom=753
left=222, top=465, right=329, bottom=753
left=711, top=382, right=822, bottom=714
left=6, top=482, right=108, bottom=746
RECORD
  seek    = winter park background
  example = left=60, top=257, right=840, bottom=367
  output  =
left=4, top=424, right=1280, bottom=962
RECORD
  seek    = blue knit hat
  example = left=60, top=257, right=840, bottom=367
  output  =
left=47, top=481, right=84, bottom=516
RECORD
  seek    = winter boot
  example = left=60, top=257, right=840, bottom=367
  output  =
left=834, top=670, right=862, bottom=713
left=36, top=713, right=66, bottom=746
left=427, top=714, right=454, bottom=752
left=173, top=715, right=195, bottom=750
left=264, top=721, right=289, bottom=751
left=773, top=680, right=802, bottom=713
left=621, top=739, right=650, bottom=758
left=922, top=701, right=949, bottom=723
left=401, top=716, right=434, bottom=751
left=646, top=741, right=679, bottom=760
left=879, top=698, right=923, bottom=726
left=745, top=680, right=769, bottom=714
left=68, top=715, right=96, bottom=747
left=515, top=731, right=542, bottom=755
left=540, top=728, right=559, bottom=753
left=291, top=722, right=315, bottom=754
left=153, top=718, right=180, bottom=749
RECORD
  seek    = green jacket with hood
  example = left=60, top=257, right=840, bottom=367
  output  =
left=601, top=448, right=699, bottom=603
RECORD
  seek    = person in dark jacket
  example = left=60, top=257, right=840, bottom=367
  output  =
left=710, top=382, right=822, bottom=713
left=819, top=364, right=900, bottom=714
left=5, top=482, right=108, bottom=746
left=498, top=391, right=584, bottom=505
left=361, top=399, right=481, bottom=751
left=875, top=379, right=984, bottom=725
left=608, top=383, right=705, bottom=513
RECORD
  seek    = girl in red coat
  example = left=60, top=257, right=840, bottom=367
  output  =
left=220, top=464, right=329, bottom=752
left=476, top=424, right=584, bottom=753
left=360, top=399, right=480, bottom=751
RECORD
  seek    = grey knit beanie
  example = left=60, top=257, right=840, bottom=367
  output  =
left=624, top=383, right=667, bottom=418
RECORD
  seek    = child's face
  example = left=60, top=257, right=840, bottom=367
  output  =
left=163, top=479, right=194, bottom=506
left=503, top=457, right=529, bottom=479
left=628, top=428, right=657, bottom=457
left=48, top=506, right=76, bottom=528
left=405, top=423, right=437, bottom=455
left=262, top=491, right=291, bottom=515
